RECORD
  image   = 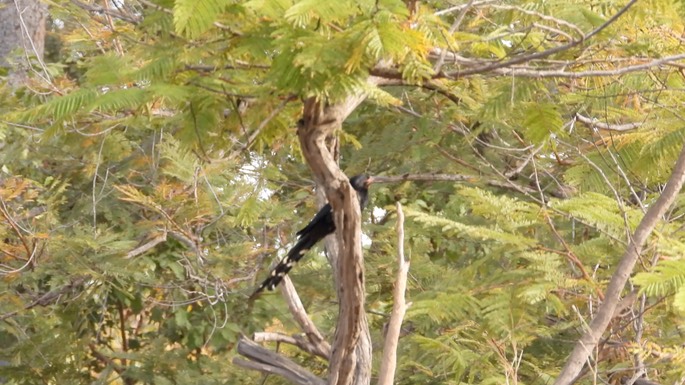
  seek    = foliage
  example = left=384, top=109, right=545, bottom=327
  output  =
left=2, top=0, right=685, bottom=384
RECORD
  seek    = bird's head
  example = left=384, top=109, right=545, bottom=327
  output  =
left=349, top=174, right=375, bottom=190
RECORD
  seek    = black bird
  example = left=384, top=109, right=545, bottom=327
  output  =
left=253, top=174, right=374, bottom=295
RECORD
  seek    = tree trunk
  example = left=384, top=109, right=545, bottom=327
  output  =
left=0, top=0, right=48, bottom=85
left=234, top=90, right=378, bottom=385
left=298, top=97, right=372, bottom=385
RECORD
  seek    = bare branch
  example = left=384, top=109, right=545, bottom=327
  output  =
left=70, top=0, right=140, bottom=24
left=371, top=173, right=543, bottom=196
left=253, top=332, right=328, bottom=360
left=434, top=0, right=500, bottom=16
left=575, top=113, right=643, bottom=132
left=0, top=276, right=89, bottom=321
left=377, top=202, right=410, bottom=385
left=488, top=4, right=584, bottom=37
left=494, top=53, right=685, bottom=78
left=125, top=233, right=167, bottom=259
left=372, top=174, right=471, bottom=183
left=233, top=337, right=325, bottom=385
left=434, top=0, right=475, bottom=74
left=554, top=140, right=685, bottom=385
left=279, top=276, right=331, bottom=358
left=373, top=0, right=640, bottom=81
left=446, top=0, right=638, bottom=77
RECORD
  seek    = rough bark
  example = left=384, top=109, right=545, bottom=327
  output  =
left=553, top=141, right=685, bottom=385
left=234, top=337, right=326, bottom=385
left=297, top=97, right=372, bottom=385
left=0, top=0, right=48, bottom=85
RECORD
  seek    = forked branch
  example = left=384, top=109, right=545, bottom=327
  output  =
left=554, top=141, right=685, bottom=384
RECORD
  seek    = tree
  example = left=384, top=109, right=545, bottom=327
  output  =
left=3, top=1, right=685, bottom=385
left=0, top=0, right=48, bottom=85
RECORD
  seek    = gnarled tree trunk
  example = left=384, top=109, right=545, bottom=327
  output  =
left=298, top=97, right=372, bottom=385
left=234, top=85, right=388, bottom=385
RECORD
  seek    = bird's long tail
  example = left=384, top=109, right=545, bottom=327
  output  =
left=251, top=233, right=320, bottom=297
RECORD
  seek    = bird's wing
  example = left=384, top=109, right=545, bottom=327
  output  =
left=295, top=203, right=332, bottom=237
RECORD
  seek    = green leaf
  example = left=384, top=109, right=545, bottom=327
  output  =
left=173, top=0, right=226, bottom=38
left=634, top=259, right=685, bottom=297
left=284, top=0, right=357, bottom=28
left=41, top=88, right=99, bottom=121
left=522, top=102, right=564, bottom=144
left=87, top=88, right=150, bottom=113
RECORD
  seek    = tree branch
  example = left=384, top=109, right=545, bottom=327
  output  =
left=253, top=332, right=328, bottom=360
left=233, top=337, right=325, bottom=385
left=124, top=233, right=167, bottom=259
left=575, top=113, right=643, bottom=132
left=446, top=0, right=638, bottom=77
left=372, top=0, right=640, bottom=81
left=371, top=173, right=544, bottom=196
left=70, top=0, right=140, bottom=24
left=553, top=140, right=685, bottom=385
left=279, top=276, right=331, bottom=358
left=377, top=202, right=410, bottom=385
left=0, top=276, right=88, bottom=321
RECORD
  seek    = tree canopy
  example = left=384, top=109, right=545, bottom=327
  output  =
left=2, top=0, right=685, bottom=384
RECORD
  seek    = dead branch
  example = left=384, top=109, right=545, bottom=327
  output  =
left=253, top=332, right=328, bottom=360
left=125, top=233, right=167, bottom=259
left=433, top=0, right=475, bottom=74
left=445, top=0, right=637, bottom=77
left=377, top=202, right=410, bottom=385
left=575, top=113, right=642, bottom=132
left=0, top=276, right=89, bottom=321
left=233, top=337, right=325, bottom=385
left=553, top=141, right=685, bottom=385
left=494, top=53, right=685, bottom=78
left=279, top=276, right=331, bottom=358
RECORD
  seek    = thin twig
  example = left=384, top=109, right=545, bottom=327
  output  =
left=434, top=0, right=475, bottom=74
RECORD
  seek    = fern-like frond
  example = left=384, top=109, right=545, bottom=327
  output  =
left=36, top=89, right=99, bottom=122
left=634, top=259, right=685, bottom=297
left=173, top=0, right=225, bottom=38
left=639, top=126, right=685, bottom=180
left=158, top=139, right=199, bottom=184
left=551, top=192, right=630, bottom=238
left=244, top=0, right=293, bottom=19
left=136, top=56, right=178, bottom=81
left=87, top=88, right=150, bottom=113
left=84, top=54, right=133, bottom=86
left=405, top=207, right=535, bottom=247
left=408, top=291, right=480, bottom=324
left=458, top=187, right=537, bottom=230
left=284, top=0, right=357, bottom=28
left=522, top=102, right=564, bottom=144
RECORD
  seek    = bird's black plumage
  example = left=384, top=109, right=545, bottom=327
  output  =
left=253, top=175, right=373, bottom=295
